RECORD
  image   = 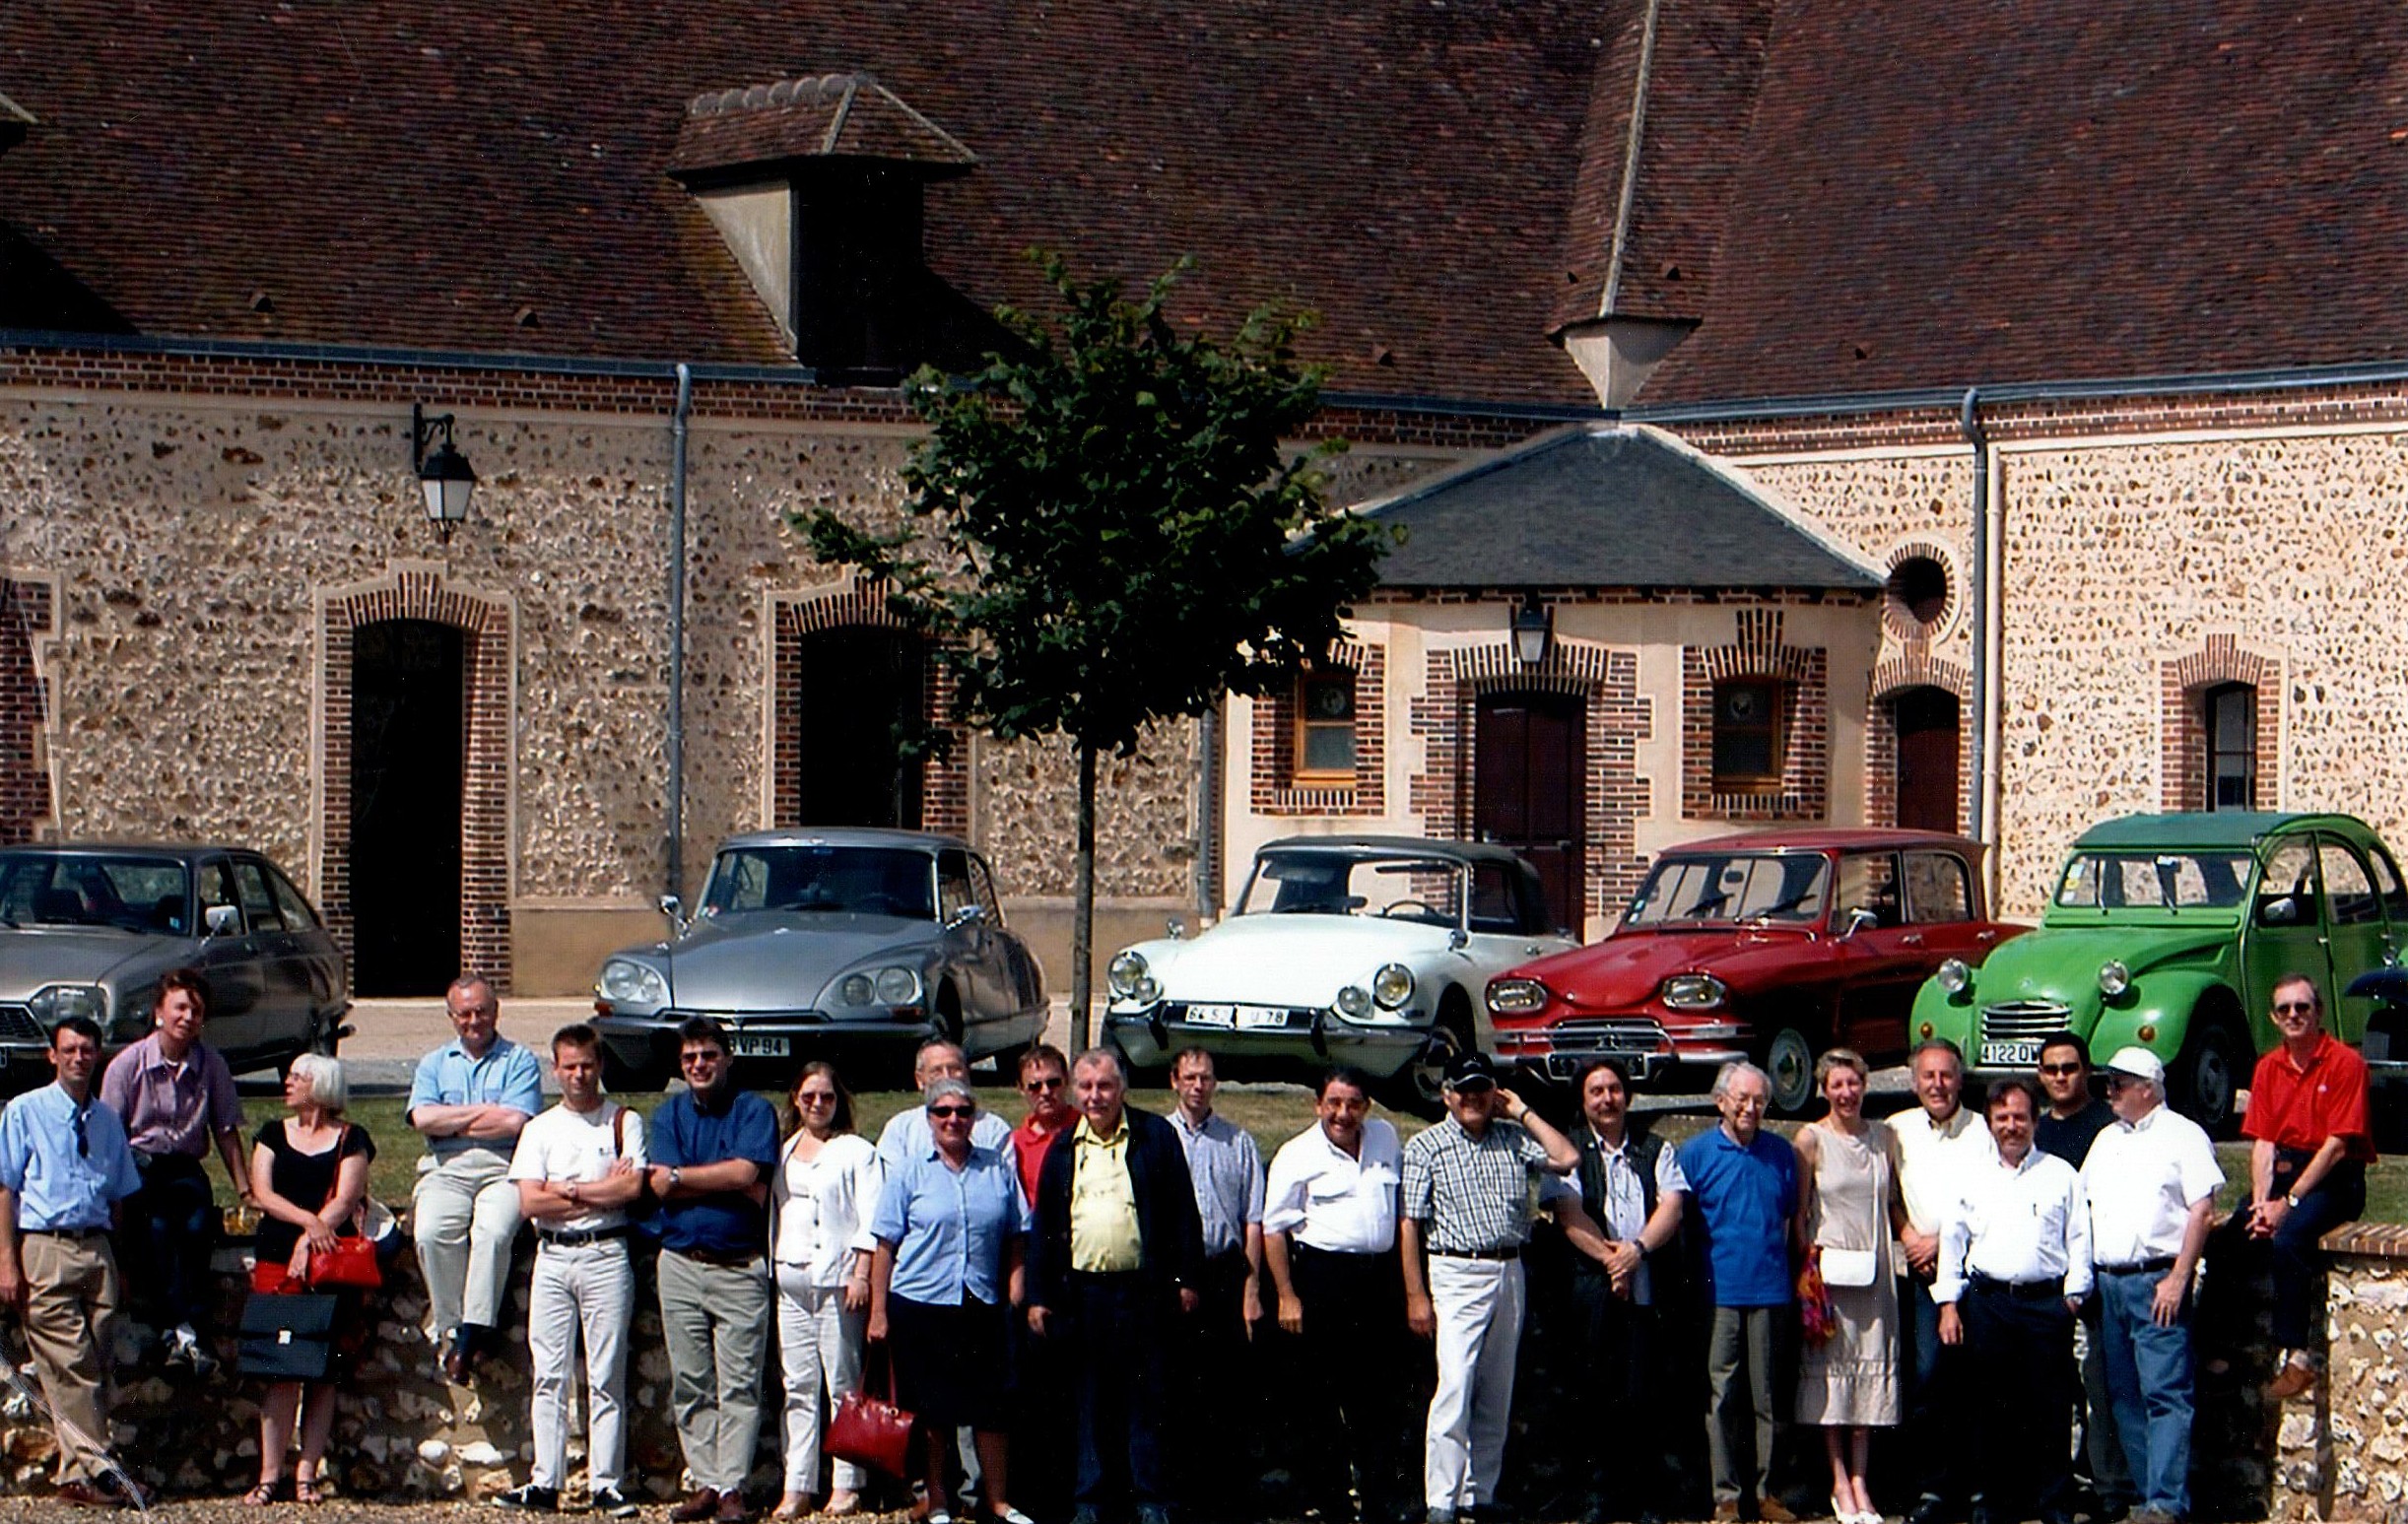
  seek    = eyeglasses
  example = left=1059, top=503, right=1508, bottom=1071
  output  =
left=2038, top=1063, right=2085, bottom=1077
left=1022, top=1077, right=1064, bottom=1093
left=927, top=1105, right=975, bottom=1120
left=2272, top=1002, right=2316, bottom=1015
left=797, top=1092, right=837, bottom=1106
left=680, top=1050, right=724, bottom=1066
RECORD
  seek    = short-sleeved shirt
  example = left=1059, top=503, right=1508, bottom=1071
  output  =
left=1011, top=1114, right=1070, bottom=1204
left=1169, top=1109, right=1266, bottom=1259
left=252, top=1118, right=377, bottom=1265
left=507, top=1101, right=649, bottom=1232
left=1586, top=1126, right=1691, bottom=1305
left=2083, top=1103, right=2223, bottom=1267
left=1401, top=1116, right=1555, bottom=1254
left=1894, top=1103, right=1995, bottom=1234
left=2241, top=1032, right=2376, bottom=1164
left=871, top=1143, right=1028, bottom=1305
left=99, top=1033, right=242, bottom=1159
left=2035, top=1099, right=2116, bottom=1170
left=408, top=1036, right=544, bottom=1160
left=877, top=1106, right=1016, bottom=1170
left=648, top=1088, right=781, bottom=1257
left=1263, top=1119, right=1402, bottom=1254
left=1676, top=1125, right=1799, bottom=1308
left=0, top=1084, right=142, bottom=1231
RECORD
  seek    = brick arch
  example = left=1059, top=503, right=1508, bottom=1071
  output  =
left=318, top=567, right=515, bottom=992
left=769, top=577, right=970, bottom=835
left=1408, top=634, right=1652, bottom=924
left=0, top=575, right=58, bottom=844
left=1681, top=609, right=1829, bottom=821
left=1865, top=654, right=1972, bottom=829
left=2162, top=634, right=2281, bottom=812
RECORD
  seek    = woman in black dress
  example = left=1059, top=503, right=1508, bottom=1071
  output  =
left=242, top=1054, right=375, bottom=1506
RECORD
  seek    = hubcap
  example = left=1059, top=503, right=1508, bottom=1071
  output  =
left=1767, top=1029, right=1813, bottom=1111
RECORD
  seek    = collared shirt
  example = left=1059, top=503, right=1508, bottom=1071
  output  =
left=1170, top=1108, right=1265, bottom=1259
left=506, top=1100, right=648, bottom=1233
left=1676, top=1126, right=1798, bottom=1308
left=2035, top=1098, right=2116, bottom=1170
left=1011, top=1113, right=1071, bottom=1204
left=98, top=1033, right=242, bottom=1159
left=408, top=1035, right=543, bottom=1159
left=1584, top=1124, right=1690, bottom=1305
left=2082, top=1103, right=2222, bottom=1266
left=1069, top=1115, right=1145, bottom=1272
left=1935, top=1147, right=2092, bottom=1303
left=1263, top=1118, right=1401, bottom=1254
left=871, top=1143, right=1027, bottom=1305
left=2242, top=1032, right=2376, bottom=1163
left=769, top=1132, right=884, bottom=1287
left=0, top=1084, right=142, bottom=1230
left=1894, top=1102, right=1995, bottom=1234
left=1401, top=1115, right=1554, bottom=1253
left=648, top=1087, right=781, bottom=1257
left=876, top=1106, right=1016, bottom=1173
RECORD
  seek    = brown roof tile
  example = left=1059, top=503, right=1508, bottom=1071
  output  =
left=669, top=75, right=976, bottom=180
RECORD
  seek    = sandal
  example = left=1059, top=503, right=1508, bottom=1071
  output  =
left=243, top=1478, right=289, bottom=1506
left=295, top=1476, right=325, bottom=1505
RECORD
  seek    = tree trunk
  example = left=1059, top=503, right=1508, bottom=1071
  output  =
left=1071, top=737, right=1098, bottom=1051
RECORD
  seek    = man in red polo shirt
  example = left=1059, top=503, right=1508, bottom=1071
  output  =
left=2242, top=972, right=2373, bottom=1402
left=1011, top=1044, right=1074, bottom=1201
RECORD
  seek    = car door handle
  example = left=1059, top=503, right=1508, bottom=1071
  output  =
left=1975, top=930, right=1999, bottom=943
left=1900, top=933, right=1924, bottom=947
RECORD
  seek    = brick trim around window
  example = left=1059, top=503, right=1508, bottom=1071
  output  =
left=2161, top=634, right=2281, bottom=812
left=1250, top=639, right=1385, bottom=816
left=769, top=578, right=970, bottom=836
left=317, top=567, right=515, bottom=992
left=0, top=574, right=58, bottom=844
left=1407, top=637, right=1651, bottom=924
left=1681, top=609, right=1829, bottom=822
left=1863, top=650, right=1972, bottom=828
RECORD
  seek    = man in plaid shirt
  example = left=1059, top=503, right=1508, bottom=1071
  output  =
left=1400, top=1051, right=1582, bottom=1524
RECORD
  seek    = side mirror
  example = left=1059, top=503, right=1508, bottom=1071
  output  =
left=1838, top=906, right=1880, bottom=940
left=1448, top=927, right=1470, bottom=952
left=945, top=903, right=988, bottom=931
left=202, top=904, right=241, bottom=940
left=1166, top=917, right=1186, bottom=940
left=2258, top=895, right=2299, bottom=927
left=658, top=894, right=688, bottom=937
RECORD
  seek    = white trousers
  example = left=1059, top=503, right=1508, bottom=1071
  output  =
left=1423, top=1255, right=1525, bottom=1514
left=412, top=1149, right=522, bottom=1334
left=774, top=1266, right=870, bottom=1493
left=528, top=1241, right=633, bottom=1491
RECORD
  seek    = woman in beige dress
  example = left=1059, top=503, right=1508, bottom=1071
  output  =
left=1793, top=1048, right=1904, bottom=1524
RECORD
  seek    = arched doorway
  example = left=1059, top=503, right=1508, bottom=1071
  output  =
left=1890, top=686, right=1961, bottom=834
left=795, top=625, right=927, bottom=828
left=1474, top=690, right=1586, bottom=931
left=350, top=619, right=465, bottom=994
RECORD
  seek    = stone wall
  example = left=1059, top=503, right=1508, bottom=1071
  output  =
left=2270, top=1224, right=2408, bottom=1523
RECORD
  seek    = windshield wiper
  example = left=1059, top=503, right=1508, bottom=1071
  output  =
left=1745, top=891, right=1820, bottom=922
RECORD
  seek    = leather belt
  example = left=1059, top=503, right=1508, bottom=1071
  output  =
left=672, top=1244, right=764, bottom=1269
left=539, top=1225, right=631, bottom=1248
left=2097, top=1256, right=2176, bottom=1275
left=1430, top=1246, right=1520, bottom=1261
left=23, top=1226, right=107, bottom=1239
left=1970, top=1273, right=2065, bottom=1300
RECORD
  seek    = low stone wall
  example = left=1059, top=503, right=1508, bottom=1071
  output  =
left=2269, top=1224, right=2408, bottom=1524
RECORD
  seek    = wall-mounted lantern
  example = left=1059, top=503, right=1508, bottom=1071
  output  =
left=1509, top=593, right=1553, bottom=667
left=411, top=403, right=477, bottom=543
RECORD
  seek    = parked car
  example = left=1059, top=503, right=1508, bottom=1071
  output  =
left=0, top=843, right=351, bottom=1093
left=590, top=828, right=1046, bottom=1090
left=1488, top=828, right=2024, bottom=1115
left=1912, top=810, right=2408, bottom=1134
left=1102, top=835, right=1574, bottom=1112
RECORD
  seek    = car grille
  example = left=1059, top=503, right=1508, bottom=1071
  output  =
left=0, top=1005, right=43, bottom=1045
left=1539, top=1019, right=1672, bottom=1054
left=1980, top=1001, right=2073, bottom=1041
left=658, top=1009, right=829, bottom=1026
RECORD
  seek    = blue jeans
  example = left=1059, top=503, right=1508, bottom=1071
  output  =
left=124, top=1154, right=217, bottom=1331
left=2096, top=1267, right=2194, bottom=1517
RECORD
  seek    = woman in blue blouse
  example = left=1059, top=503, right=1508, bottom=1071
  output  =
left=867, top=1078, right=1031, bottom=1524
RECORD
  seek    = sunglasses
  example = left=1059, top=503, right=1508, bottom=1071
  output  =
left=2038, top=1063, right=2085, bottom=1077
left=797, top=1092, right=837, bottom=1105
left=2272, top=1002, right=2316, bottom=1015
left=680, top=1050, right=725, bottom=1065
left=1023, top=1077, right=1064, bottom=1093
left=928, top=1105, right=975, bottom=1120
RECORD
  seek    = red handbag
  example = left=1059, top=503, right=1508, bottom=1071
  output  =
left=307, top=1234, right=381, bottom=1290
left=825, top=1354, right=914, bottom=1479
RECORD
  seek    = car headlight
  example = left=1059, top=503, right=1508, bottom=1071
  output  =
left=1487, top=977, right=1551, bottom=1015
left=875, top=966, right=923, bottom=1006
left=2099, top=960, right=2130, bottom=999
left=1936, top=959, right=1971, bottom=995
left=1133, top=976, right=1161, bottom=1004
left=27, top=984, right=106, bottom=1028
left=598, top=960, right=669, bottom=1009
left=1108, top=950, right=1149, bottom=999
left=1660, top=973, right=1728, bottom=1010
left=839, top=973, right=874, bottom=1006
left=1372, top=963, right=1415, bottom=1010
left=1334, top=985, right=1372, bottom=1020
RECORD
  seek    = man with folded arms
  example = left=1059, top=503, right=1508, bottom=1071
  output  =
left=1934, top=1077, right=2090, bottom=1524
left=2081, top=1048, right=2220, bottom=1524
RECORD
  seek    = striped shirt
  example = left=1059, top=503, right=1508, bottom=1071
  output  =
left=1169, top=1108, right=1265, bottom=1258
left=1401, top=1116, right=1553, bottom=1254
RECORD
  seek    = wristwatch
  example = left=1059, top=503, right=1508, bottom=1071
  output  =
left=2284, top=1192, right=2301, bottom=1209
left=668, top=1165, right=684, bottom=1192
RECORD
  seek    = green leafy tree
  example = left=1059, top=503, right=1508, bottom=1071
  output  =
left=798, top=254, right=1393, bottom=1046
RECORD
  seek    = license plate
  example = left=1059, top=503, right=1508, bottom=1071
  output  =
left=1980, top=1037, right=2041, bottom=1067
left=730, top=1033, right=790, bottom=1058
left=1184, top=1004, right=1237, bottom=1028
left=1236, top=1006, right=1292, bottom=1031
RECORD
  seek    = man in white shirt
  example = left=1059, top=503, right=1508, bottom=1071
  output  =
left=1262, top=1067, right=1408, bottom=1524
left=1935, top=1077, right=2090, bottom=1524
left=2080, top=1047, right=2221, bottom=1524
left=497, top=1025, right=648, bottom=1516
left=874, top=1038, right=1016, bottom=1165
left=1894, top=1038, right=1995, bottom=1524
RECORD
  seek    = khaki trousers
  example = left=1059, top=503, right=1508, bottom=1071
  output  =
left=20, top=1230, right=120, bottom=1486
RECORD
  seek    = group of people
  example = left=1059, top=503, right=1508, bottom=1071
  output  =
left=0, top=964, right=2372, bottom=1524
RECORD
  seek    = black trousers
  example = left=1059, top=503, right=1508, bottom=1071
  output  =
left=1291, top=1243, right=1411, bottom=1521
left=1183, top=1248, right=1266, bottom=1509
left=1568, top=1266, right=1677, bottom=1516
left=1963, top=1282, right=2076, bottom=1518
left=1065, top=1270, right=1174, bottom=1510
left=122, top=1153, right=217, bottom=1331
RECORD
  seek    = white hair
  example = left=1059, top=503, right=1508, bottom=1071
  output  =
left=1710, top=1060, right=1773, bottom=1102
left=288, top=1052, right=348, bottom=1113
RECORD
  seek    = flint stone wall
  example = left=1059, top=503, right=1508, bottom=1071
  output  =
left=2268, top=1224, right=2408, bottom=1524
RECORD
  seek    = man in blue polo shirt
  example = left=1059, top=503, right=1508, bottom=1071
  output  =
left=645, top=1017, right=780, bottom=1524
left=1676, top=1061, right=1800, bottom=1524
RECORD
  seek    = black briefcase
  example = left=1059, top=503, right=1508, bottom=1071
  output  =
left=237, top=1292, right=338, bottom=1381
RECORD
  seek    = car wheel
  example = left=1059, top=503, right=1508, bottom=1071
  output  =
left=2171, top=1012, right=2241, bottom=1137
left=933, top=985, right=965, bottom=1048
left=600, top=1044, right=670, bottom=1096
left=1386, top=994, right=1473, bottom=1119
left=1761, top=1027, right=1818, bottom=1117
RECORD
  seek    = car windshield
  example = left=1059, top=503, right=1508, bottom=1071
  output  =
left=701, top=845, right=936, bottom=920
left=1622, top=853, right=1831, bottom=928
left=1236, top=851, right=1466, bottom=927
left=0, top=852, right=191, bottom=933
left=2053, top=851, right=2254, bottom=910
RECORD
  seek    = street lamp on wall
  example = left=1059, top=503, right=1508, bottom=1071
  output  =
left=411, top=403, right=477, bottom=543
left=1509, top=593, right=1552, bottom=667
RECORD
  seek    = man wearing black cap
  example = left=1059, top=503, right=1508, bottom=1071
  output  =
left=1399, top=1052, right=1582, bottom=1524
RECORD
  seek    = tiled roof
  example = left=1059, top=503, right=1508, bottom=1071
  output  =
left=669, top=75, right=977, bottom=181
left=0, top=0, right=1613, bottom=405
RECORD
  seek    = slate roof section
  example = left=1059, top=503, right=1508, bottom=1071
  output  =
left=669, top=75, right=977, bottom=182
left=1362, top=425, right=1884, bottom=590
left=0, top=0, right=1611, bottom=404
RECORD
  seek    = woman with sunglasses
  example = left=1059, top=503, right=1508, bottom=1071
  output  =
left=770, top=1063, right=885, bottom=1519
left=866, top=1078, right=1033, bottom=1524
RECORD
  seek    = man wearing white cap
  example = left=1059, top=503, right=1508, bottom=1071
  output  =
left=2078, top=1047, right=2221, bottom=1524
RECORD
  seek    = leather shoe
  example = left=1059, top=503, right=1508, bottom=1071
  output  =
left=1906, top=1500, right=1948, bottom=1524
left=54, top=1481, right=118, bottom=1508
left=2264, top=1361, right=2316, bottom=1403
left=716, top=1492, right=754, bottom=1524
left=1761, top=1499, right=1802, bottom=1523
left=672, top=1488, right=722, bottom=1523
left=1714, top=1504, right=1744, bottom=1523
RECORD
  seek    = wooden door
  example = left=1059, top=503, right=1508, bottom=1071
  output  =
left=1892, top=686, right=1961, bottom=833
left=1474, top=692, right=1585, bottom=932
